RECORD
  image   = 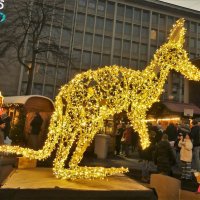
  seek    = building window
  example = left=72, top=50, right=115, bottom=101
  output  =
left=142, top=11, right=150, bottom=24
left=132, top=42, right=139, bottom=58
left=159, top=15, right=166, bottom=29
left=33, top=83, right=43, bottom=95
left=140, top=44, right=148, bottom=55
left=159, top=31, right=165, bottom=43
left=123, top=40, right=131, bottom=56
left=63, top=11, right=73, bottom=29
left=105, top=19, right=113, bottom=34
left=167, top=16, right=174, bottom=28
left=74, top=31, right=83, bottom=48
left=86, top=15, right=95, bottom=31
left=76, top=13, right=85, bottom=28
left=113, top=56, right=120, bottom=65
left=46, top=66, right=56, bottom=80
left=198, top=39, right=200, bottom=49
left=103, top=36, right=112, bottom=53
left=141, top=27, right=149, bottom=39
left=152, top=13, right=158, bottom=26
left=114, top=39, right=122, bottom=55
left=106, top=1, right=115, bottom=18
left=190, top=53, right=196, bottom=59
left=78, top=0, right=86, bottom=7
left=53, top=8, right=64, bottom=27
left=125, top=6, right=133, bottom=21
left=72, top=49, right=81, bottom=66
left=102, top=54, right=110, bottom=66
left=92, top=53, right=101, bottom=68
left=191, top=23, right=196, bottom=33
left=115, top=21, right=123, bottom=37
left=21, top=82, right=28, bottom=95
left=36, top=64, right=45, bottom=76
left=88, top=0, right=96, bottom=9
left=198, top=24, right=200, bottom=34
left=134, top=8, right=141, bottom=22
left=132, top=25, right=140, bottom=39
left=122, top=57, right=129, bottom=67
left=130, top=59, right=138, bottom=68
left=124, top=23, right=132, bottom=39
left=51, top=26, right=61, bottom=44
left=61, top=29, right=71, bottom=46
left=150, top=45, right=157, bottom=58
left=93, top=35, right=102, bottom=52
left=117, top=4, right=125, bottom=19
left=82, top=51, right=91, bottom=69
left=140, top=60, right=147, bottom=70
left=96, top=17, right=104, bottom=34
left=97, top=0, right=105, bottom=12
left=150, top=30, right=157, bottom=40
left=190, top=38, right=196, bottom=48
left=44, top=85, right=54, bottom=99
left=84, top=33, right=93, bottom=51
left=57, top=67, right=66, bottom=82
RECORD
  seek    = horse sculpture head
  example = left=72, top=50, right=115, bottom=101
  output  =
left=152, top=18, right=200, bottom=81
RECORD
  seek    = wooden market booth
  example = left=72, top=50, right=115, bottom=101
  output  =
left=2, top=95, right=54, bottom=147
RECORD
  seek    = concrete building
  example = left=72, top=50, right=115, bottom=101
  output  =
left=1, top=0, right=200, bottom=102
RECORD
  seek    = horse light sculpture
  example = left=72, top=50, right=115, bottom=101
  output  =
left=1, top=18, right=200, bottom=180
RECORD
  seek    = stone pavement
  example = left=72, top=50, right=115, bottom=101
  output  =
left=80, top=151, right=181, bottom=183
left=0, top=150, right=181, bottom=185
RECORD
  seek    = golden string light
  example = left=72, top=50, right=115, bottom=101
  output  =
left=1, top=18, right=200, bottom=180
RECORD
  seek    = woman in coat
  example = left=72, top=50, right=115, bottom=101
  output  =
left=178, top=133, right=193, bottom=180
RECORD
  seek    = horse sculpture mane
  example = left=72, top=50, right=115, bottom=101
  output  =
left=1, top=18, right=200, bottom=180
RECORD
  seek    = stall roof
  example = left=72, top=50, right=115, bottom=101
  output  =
left=3, top=95, right=54, bottom=112
left=4, top=95, right=54, bottom=105
left=163, top=101, right=200, bottom=115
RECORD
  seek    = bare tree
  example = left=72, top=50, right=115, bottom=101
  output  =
left=0, top=0, right=70, bottom=95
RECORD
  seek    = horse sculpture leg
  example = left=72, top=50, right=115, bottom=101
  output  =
left=127, top=110, right=150, bottom=150
left=52, top=125, right=128, bottom=180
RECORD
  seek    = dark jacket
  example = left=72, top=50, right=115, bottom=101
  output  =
left=154, top=140, right=176, bottom=175
left=165, top=124, right=178, bottom=141
left=191, top=125, right=200, bottom=147
left=30, top=114, right=43, bottom=135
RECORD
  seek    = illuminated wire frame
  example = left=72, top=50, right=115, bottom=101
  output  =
left=1, top=18, right=200, bottom=180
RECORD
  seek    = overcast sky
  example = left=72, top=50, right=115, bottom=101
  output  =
left=159, top=0, right=200, bottom=11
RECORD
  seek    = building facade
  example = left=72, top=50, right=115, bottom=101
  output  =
left=1, top=0, right=200, bottom=102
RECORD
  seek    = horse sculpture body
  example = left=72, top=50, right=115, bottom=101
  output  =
left=1, top=18, right=200, bottom=179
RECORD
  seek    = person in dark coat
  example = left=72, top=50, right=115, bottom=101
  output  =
left=190, top=119, right=200, bottom=171
left=154, top=134, right=176, bottom=176
left=165, top=123, right=178, bottom=142
left=29, top=112, right=43, bottom=150
left=115, top=123, right=125, bottom=155
left=121, top=124, right=133, bottom=157
left=140, top=128, right=157, bottom=182
left=1, top=114, right=11, bottom=139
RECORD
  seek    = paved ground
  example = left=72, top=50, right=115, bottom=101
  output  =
left=0, top=150, right=181, bottom=186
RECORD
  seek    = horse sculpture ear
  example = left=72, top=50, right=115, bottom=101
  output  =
left=167, top=18, right=186, bottom=46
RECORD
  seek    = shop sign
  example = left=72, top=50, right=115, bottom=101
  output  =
left=184, top=108, right=193, bottom=117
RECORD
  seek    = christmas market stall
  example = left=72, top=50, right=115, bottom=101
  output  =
left=1, top=95, right=54, bottom=147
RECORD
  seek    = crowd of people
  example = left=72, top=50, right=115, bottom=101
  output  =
left=115, top=120, right=200, bottom=183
